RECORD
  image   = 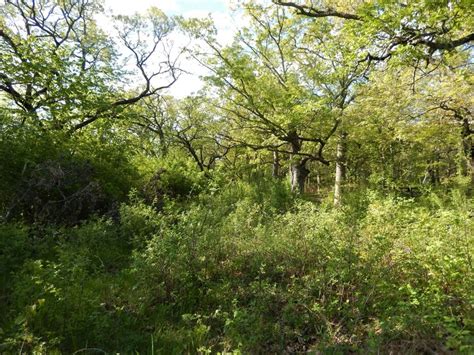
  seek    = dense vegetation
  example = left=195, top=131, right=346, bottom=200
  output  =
left=0, top=0, right=473, bottom=353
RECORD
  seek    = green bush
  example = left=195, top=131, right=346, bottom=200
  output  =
left=0, top=124, right=140, bottom=224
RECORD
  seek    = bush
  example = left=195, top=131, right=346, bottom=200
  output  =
left=0, top=123, right=141, bottom=225
left=6, top=159, right=107, bottom=225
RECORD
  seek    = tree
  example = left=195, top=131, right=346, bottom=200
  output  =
left=273, top=0, right=474, bottom=62
left=0, top=0, right=179, bottom=133
left=273, top=0, right=473, bottom=198
left=344, top=63, right=471, bottom=191
left=131, top=95, right=231, bottom=174
left=425, top=71, right=473, bottom=181
left=182, top=4, right=364, bottom=193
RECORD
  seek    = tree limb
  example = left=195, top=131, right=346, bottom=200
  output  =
left=272, top=0, right=361, bottom=20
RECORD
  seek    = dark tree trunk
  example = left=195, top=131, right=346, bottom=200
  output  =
left=272, top=151, right=281, bottom=178
left=461, top=117, right=474, bottom=180
left=158, top=129, right=168, bottom=156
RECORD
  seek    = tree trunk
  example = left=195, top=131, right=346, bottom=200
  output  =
left=461, top=118, right=474, bottom=180
left=287, top=131, right=310, bottom=193
left=334, top=132, right=347, bottom=207
left=291, top=159, right=309, bottom=194
left=272, top=151, right=281, bottom=178
left=158, top=129, right=168, bottom=156
left=470, top=148, right=474, bottom=179
left=316, top=172, right=321, bottom=194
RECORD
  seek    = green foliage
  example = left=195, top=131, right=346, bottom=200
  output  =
left=0, top=123, right=140, bottom=224
left=1, top=219, right=137, bottom=353
left=0, top=224, right=30, bottom=320
left=3, top=184, right=471, bottom=353
left=0, top=124, right=61, bottom=213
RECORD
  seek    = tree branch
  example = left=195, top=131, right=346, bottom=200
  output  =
left=272, top=1, right=361, bottom=20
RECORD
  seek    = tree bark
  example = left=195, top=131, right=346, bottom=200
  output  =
left=461, top=117, right=474, bottom=180
left=272, top=151, right=281, bottom=178
left=291, top=158, right=309, bottom=194
left=287, top=131, right=310, bottom=193
left=334, top=132, right=347, bottom=206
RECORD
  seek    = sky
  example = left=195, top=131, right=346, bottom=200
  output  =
left=101, top=0, right=240, bottom=97
left=103, top=0, right=229, bottom=16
